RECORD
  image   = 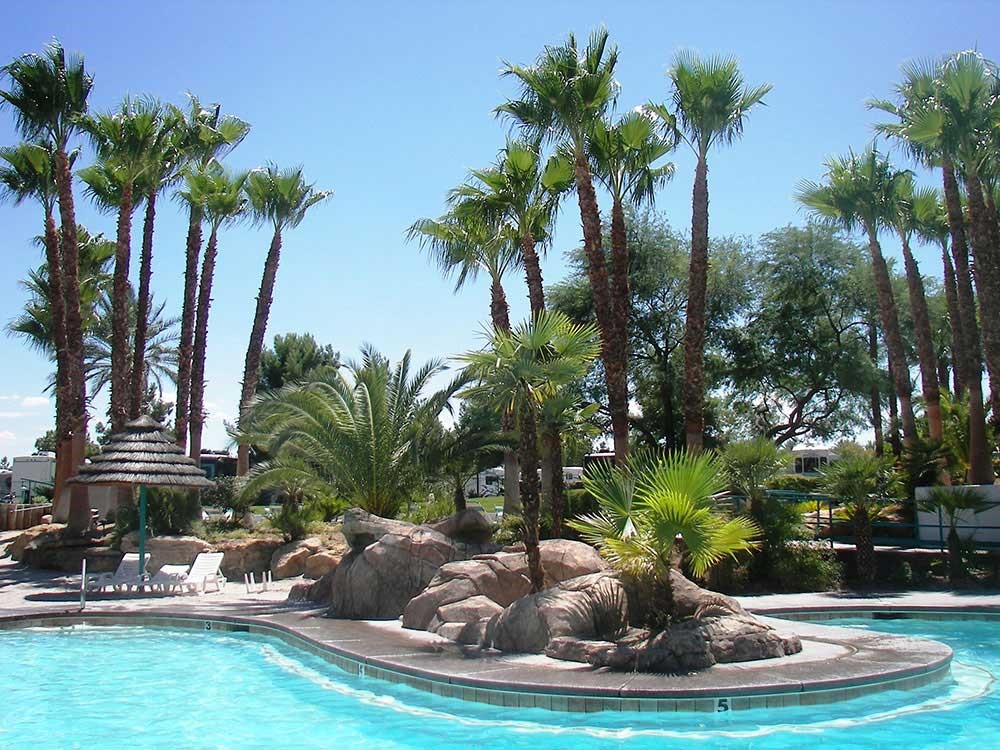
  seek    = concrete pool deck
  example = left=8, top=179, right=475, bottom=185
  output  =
left=1, top=548, right=995, bottom=712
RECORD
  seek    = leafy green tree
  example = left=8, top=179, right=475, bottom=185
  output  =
left=236, top=165, right=333, bottom=476
left=819, top=451, right=900, bottom=584
left=569, top=450, right=759, bottom=624
left=725, top=224, right=878, bottom=444
left=648, top=53, right=771, bottom=452
left=459, top=311, right=600, bottom=591
left=499, top=29, right=630, bottom=464
left=2, top=41, right=93, bottom=529
left=258, top=333, right=340, bottom=391
left=239, top=346, right=462, bottom=519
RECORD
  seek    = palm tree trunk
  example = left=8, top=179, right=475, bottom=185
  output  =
left=189, top=228, right=218, bottom=461
left=519, top=396, right=545, bottom=593
left=52, top=147, right=89, bottom=532
left=544, top=428, right=567, bottom=539
left=608, top=198, right=631, bottom=463
left=128, top=190, right=157, bottom=419
left=943, top=162, right=993, bottom=483
left=947, top=525, right=966, bottom=583
left=900, top=236, right=943, bottom=442
left=868, top=324, right=884, bottom=456
left=42, top=208, right=71, bottom=502
left=941, top=245, right=965, bottom=397
left=970, top=177, right=1000, bottom=444
left=683, top=155, right=710, bottom=452
left=520, top=232, right=545, bottom=318
left=572, top=150, right=627, bottom=463
left=452, top=479, right=467, bottom=513
left=854, top=512, right=876, bottom=585
left=887, top=355, right=902, bottom=458
left=174, top=204, right=202, bottom=449
left=237, top=227, right=283, bottom=476
left=864, top=227, right=916, bottom=445
left=489, top=277, right=520, bottom=516
left=110, top=181, right=135, bottom=432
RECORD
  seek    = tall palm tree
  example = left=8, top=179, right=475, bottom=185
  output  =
left=1, top=41, right=93, bottom=531
left=236, top=165, right=332, bottom=475
left=238, top=346, right=463, bottom=519
left=0, top=142, right=72, bottom=458
left=184, top=166, right=248, bottom=459
left=459, top=311, right=600, bottom=592
left=173, top=96, right=250, bottom=450
left=797, top=147, right=918, bottom=447
left=80, top=97, right=167, bottom=431
left=128, top=104, right=183, bottom=420
left=912, top=188, right=966, bottom=397
left=407, top=209, right=524, bottom=514
left=498, top=29, right=629, bottom=464
left=888, top=174, right=943, bottom=442
left=652, top=52, right=771, bottom=452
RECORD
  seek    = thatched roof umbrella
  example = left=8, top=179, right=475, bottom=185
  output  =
left=67, top=415, right=214, bottom=576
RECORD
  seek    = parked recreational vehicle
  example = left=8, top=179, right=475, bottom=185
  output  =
left=11, top=454, right=55, bottom=501
left=464, top=467, right=504, bottom=498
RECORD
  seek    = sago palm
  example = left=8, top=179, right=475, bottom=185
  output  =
left=236, top=165, right=333, bottom=475
left=569, top=450, right=759, bottom=620
left=238, top=346, right=462, bottom=519
left=649, top=52, right=771, bottom=452
left=459, top=311, right=600, bottom=592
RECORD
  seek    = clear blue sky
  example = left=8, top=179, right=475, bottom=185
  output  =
left=0, top=0, right=992, bottom=457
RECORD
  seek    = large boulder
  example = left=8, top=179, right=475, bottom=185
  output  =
left=328, top=526, right=459, bottom=619
left=427, top=509, right=493, bottom=544
left=402, top=539, right=609, bottom=635
left=270, top=537, right=323, bottom=579
left=485, top=572, right=628, bottom=653
left=6, top=523, right=68, bottom=562
left=121, top=534, right=211, bottom=572
left=213, top=537, right=283, bottom=579
left=288, top=568, right=338, bottom=606
left=304, top=550, right=341, bottom=579
left=6, top=523, right=114, bottom=572
left=341, top=508, right=415, bottom=549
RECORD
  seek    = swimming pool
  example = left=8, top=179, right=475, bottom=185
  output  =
left=0, top=615, right=995, bottom=749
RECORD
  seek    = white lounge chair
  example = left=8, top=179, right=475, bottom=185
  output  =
left=147, top=564, right=191, bottom=593
left=86, top=553, right=150, bottom=592
left=174, top=552, right=227, bottom=594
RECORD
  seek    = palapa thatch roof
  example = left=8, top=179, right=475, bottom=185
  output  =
left=67, top=415, right=215, bottom=489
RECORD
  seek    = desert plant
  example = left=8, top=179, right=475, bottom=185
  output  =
left=569, top=449, right=759, bottom=624
left=918, top=486, right=992, bottom=582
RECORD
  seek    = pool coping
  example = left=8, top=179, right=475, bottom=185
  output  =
left=0, top=604, right=968, bottom=713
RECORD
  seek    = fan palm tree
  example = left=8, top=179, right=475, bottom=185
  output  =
left=888, top=175, right=943, bottom=442
left=819, top=451, right=899, bottom=584
left=184, top=166, right=248, bottom=459
left=1, top=41, right=93, bottom=530
left=797, top=147, right=918, bottom=447
left=238, top=346, right=463, bottom=518
left=419, top=423, right=513, bottom=513
left=538, top=392, right=599, bottom=537
left=128, top=104, right=183, bottom=421
left=649, top=52, right=771, bottom=453
left=173, top=95, right=250, bottom=450
left=498, top=29, right=630, bottom=464
left=79, top=96, right=169, bottom=431
left=0, top=142, right=72, bottom=448
left=568, top=450, right=759, bottom=621
left=407, top=208, right=523, bottom=514
left=919, top=486, right=991, bottom=583
left=236, top=165, right=333, bottom=475
left=458, top=311, right=601, bottom=592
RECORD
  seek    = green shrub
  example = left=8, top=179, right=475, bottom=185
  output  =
left=312, top=494, right=348, bottom=522
left=267, top=501, right=316, bottom=541
left=765, top=474, right=821, bottom=493
left=200, top=476, right=250, bottom=516
left=113, top=487, right=202, bottom=541
left=768, top=542, right=842, bottom=592
left=565, top=488, right=598, bottom=519
left=400, top=492, right=455, bottom=525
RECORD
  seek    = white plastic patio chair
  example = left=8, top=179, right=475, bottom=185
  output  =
left=147, top=564, right=191, bottom=594
left=85, top=553, right=150, bottom=592
left=175, top=552, right=227, bottom=594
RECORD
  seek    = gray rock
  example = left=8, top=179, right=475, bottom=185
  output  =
left=341, top=508, right=415, bottom=549
left=427, top=509, right=493, bottom=544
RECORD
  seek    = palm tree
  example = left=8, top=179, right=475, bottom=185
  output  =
left=419, top=423, right=512, bottom=513
left=498, top=29, right=630, bottom=464
left=407, top=208, right=523, bottom=514
left=236, top=165, right=333, bottom=475
left=173, top=95, right=250, bottom=450
left=797, top=147, right=918, bottom=447
left=919, top=486, right=991, bottom=583
left=2, top=41, right=93, bottom=531
left=184, top=166, right=248, bottom=459
left=459, top=311, right=600, bottom=592
left=538, top=392, right=599, bottom=537
left=80, top=97, right=168, bottom=431
left=0, top=142, right=72, bottom=460
left=819, top=451, right=900, bottom=584
left=238, top=346, right=463, bottom=518
left=128, top=104, right=183, bottom=421
left=888, top=175, right=943, bottom=442
left=650, top=52, right=771, bottom=453
left=568, top=450, right=759, bottom=622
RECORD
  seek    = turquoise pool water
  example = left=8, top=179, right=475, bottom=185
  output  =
left=0, top=617, right=996, bottom=749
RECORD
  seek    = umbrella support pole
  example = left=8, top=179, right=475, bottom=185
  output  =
left=138, top=485, right=148, bottom=580
left=79, top=558, right=87, bottom=611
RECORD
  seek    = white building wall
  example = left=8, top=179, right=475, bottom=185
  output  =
left=915, top=484, right=1000, bottom=546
